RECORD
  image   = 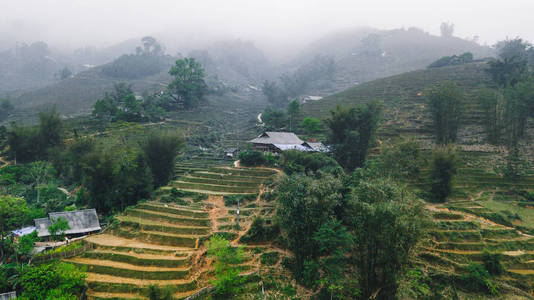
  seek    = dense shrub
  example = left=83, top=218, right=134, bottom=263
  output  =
left=428, top=52, right=474, bottom=68
left=238, top=150, right=266, bottom=166
left=482, top=251, right=504, bottom=276
left=260, top=251, right=280, bottom=265
left=239, top=217, right=279, bottom=243
left=281, top=150, right=342, bottom=176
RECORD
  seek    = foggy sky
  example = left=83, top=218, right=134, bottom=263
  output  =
left=2, top=0, right=533, bottom=53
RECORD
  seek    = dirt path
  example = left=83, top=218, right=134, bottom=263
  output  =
left=0, top=156, right=10, bottom=168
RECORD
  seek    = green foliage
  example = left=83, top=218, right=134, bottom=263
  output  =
left=481, top=251, right=504, bottom=276
left=79, top=138, right=152, bottom=214
left=168, top=57, right=208, bottom=110
left=206, top=235, right=245, bottom=298
left=301, top=117, right=322, bottom=134
left=7, top=109, right=63, bottom=163
left=368, top=139, right=421, bottom=179
left=280, top=150, right=342, bottom=176
left=260, top=251, right=279, bottom=266
left=426, top=82, right=464, bottom=144
left=326, top=102, right=381, bottom=171
left=238, top=150, right=266, bottom=166
left=429, top=146, right=459, bottom=203
left=275, top=173, right=343, bottom=282
left=262, top=107, right=287, bottom=131
left=16, top=231, right=38, bottom=258
left=0, top=195, right=29, bottom=262
left=478, top=88, right=504, bottom=144
left=287, top=100, right=301, bottom=131
left=146, top=285, right=173, bottom=300
left=93, top=83, right=165, bottom=123
left=428, top=52, right=473, bottom=68
left=460, top=263, right=499, bottom=295
left=18, top=262, right=86, bottom=300
left=345, top=178, right=426, bottom=299
left=239, top=217, right=279, bottom=243
left=142, top=131, right=185, bottom=187
left=48, top=217, right=70, bottom=241
left=487, top=56, right=528, bottom=88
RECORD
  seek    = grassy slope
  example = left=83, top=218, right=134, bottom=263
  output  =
left=302, top=62, right=534, bottom=297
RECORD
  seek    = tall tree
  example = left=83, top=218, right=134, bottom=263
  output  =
left=287, top=100, right=301, bottom=131
left=275, top=173, right=344, bottom=281
left=326, top=102, right=381, bottom=171
left=142, top=131, right=185, bottom=187
left=344, top=178, right=425, bottom=299
left=427, top=82, right=464, bottom=145
left=429, top=146, right=459, bottom=203
left=168, top=58, right=208, bottom=110
left=478, top=88, right=504, bottom=145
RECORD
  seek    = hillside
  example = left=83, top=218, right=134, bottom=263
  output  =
left=294, top=27, right=495, bottom=95
left=302, top=61, right=534, bottom=298
left=302, top=61, right=492, bottom=139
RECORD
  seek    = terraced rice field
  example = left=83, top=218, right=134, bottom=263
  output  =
left=68, top=164, right=277, bottom=300
left=414, top=149, right=534, bottom=292
left=70, top=202, right=209, bottom=300
left=172, top=165, right=277, bottom=195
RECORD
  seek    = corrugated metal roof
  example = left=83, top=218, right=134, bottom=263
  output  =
left=250, top=132, right=304, bottom=145
left=273, top=144, right=312, bottom=151
left=35, top=209, right=101, bottom=237
left=11, top=226, right=37, bottom=237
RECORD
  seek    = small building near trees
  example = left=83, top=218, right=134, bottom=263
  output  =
left=249, top=131, right=327, bottom=153
left=34, top=208, right=101, bottom=239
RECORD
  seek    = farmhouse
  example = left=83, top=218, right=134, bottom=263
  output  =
left=249, top=131, right=326, bottom=153
left=34, top=208, right=101, bottom=239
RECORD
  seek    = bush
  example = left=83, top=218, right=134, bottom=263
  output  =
left=260, top=251, right=279, bottom=266
left=238, top=150, right=266, bottom=166
left=460, top=263, right=499, bottom=295
left=482, top=251, right=504, bottom=276
left=281, top=150, right=342, bottom=176
left=239, top=217, right=279, bottom=243
left=429, top=146, right=459, bottom=202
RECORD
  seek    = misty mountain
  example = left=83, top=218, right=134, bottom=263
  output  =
left=292, top=27, right=495, bottom=95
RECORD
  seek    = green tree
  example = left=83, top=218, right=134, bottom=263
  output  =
left=262, top=107, right=287, bottom=130
left=478, top=88, right=504, bottom=144
left=206, top=235, right=245, bottom=298
left=427, top=82, right=464, bottom=144
left=142, top=131, right=185, bottom=187
left=429, top=146, right=459, bottom=202
left=16, top=231, right=38, bottom=262
left=0, top=195, right=29, bottom=262
left=326, top=102, right=381, bottom=171
left=503, top=77, right=534, bottom=144
left=345, top=178, right=426, bottom=299
left=38, top=108, right=63, bottom=157
left=48, top=217, right=70, bottom=241
left=18, top=262, right=86, bottom=300
left=301, top=117, right=322, bottom=134
left=28, top=161, right=54, bottom=205
left=487, top=56, right=528, bottom=88
left=168, top=58, right=208, bottom=110
left=287, top=100, right=301, bottom=131
left=238, top=150, right=266, bottom=167
left=275, top=173, right=343, bottom=280
left=313, top=220, right=354, bottom=299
